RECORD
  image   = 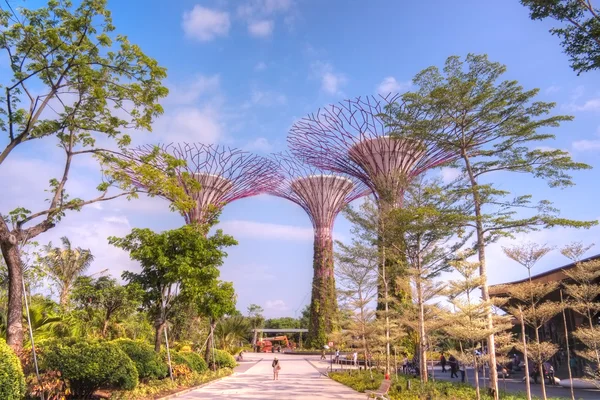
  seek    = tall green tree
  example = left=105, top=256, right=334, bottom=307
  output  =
left=39, top=237, right=94, bottom=308
left=0, top=0, right=199, bottom=350
left=109, top=223, right=236, bottom=352
left=72, top=276, right=143, bottom=338
left=388, top=54, right=597, bottom=397
left=521, top=0, right=600, bottom=74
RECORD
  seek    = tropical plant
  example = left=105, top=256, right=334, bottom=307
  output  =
left=113, top=339, right=168, bottom=381
left=214, top=315, right=250, bottom=353
left=39, top=237, right=94, bottom=308
left=0, top=338, right=26, bottom=399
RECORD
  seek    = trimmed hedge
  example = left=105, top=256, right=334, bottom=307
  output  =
left=45, top=341, right=138, bottom=398
left=213, top=349, right=236, bottom=369
left=165, top=351, right=208, bottom=373
left=113, top=339, right=168, bottom=381
left=0, top=338, right=26, bottom=400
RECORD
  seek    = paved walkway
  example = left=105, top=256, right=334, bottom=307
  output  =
left=178, top=353, right=364, bottom=400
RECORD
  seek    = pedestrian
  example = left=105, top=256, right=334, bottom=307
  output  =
left=335, top=349, right=340, bottom=364
left=459, top=361, right=466, bottom=383
left=543, top=361, right=555, bottom=385
left=272, top=357, right=281, bottom=380
left=353, top=351, right=358, bottom=367
left=440, top=352, right=447, bottom=373
left=570, top=354, right=579, bottom=377
left=449, top=355, right=458, bottom=378
left=402, top=356, right=408, bottom=374
left=320, top=349, right=326, bottom=360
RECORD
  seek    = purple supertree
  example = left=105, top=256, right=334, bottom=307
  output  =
left=269, top=152, right=370, bottom=347
left=288, top=94, right=457, bottom=307
left=128, top=143, right=282, bottom=224
left=288, top=94, right=455, bottom=210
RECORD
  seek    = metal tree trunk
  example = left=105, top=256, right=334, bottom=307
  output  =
left=306, top=230, right=337, bottom=348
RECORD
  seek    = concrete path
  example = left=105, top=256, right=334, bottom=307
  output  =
left=178, top=353, right=365, bottom=400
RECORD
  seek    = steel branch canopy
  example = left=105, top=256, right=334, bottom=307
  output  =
left=288, top=94, right=456, bottom=207
left=128, top=143, right=281, bottom=224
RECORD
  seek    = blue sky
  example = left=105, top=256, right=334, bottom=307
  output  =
left=2, top=0, right=600, bottom=318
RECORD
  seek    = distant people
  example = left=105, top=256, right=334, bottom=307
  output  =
left=320, top=349, right=326, bottom=360
left=272, top=357, right=281, bottom=380
left=448, top=355, right=458, bottom=378
left=402, top=356, right=408, bottom=374
left=335, top=349, right=340, bottom=364
left=543, top=361, right=555, bottom=385
left=531, top=363, right=540, bottom=384
left=440, top=353, right=447, bottom=373
left=459, top=361, right=466, bottom=383
left=353, top=351, right=358, bottom=366
left=570, top=354, right=579, bottom=377
left=237, top=350, right=244, bottom=361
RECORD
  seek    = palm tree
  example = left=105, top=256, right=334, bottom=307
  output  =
left=214, top=315, right=250, bottom=353
left=40, top=237, right=94, bottom=308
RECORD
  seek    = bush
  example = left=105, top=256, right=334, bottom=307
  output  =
left=113, top=339, right=168, bottom=381
left=164, top=350, right=208, bottom=373
left=212, top=349, right=236, bottom=369
left=0, top=339, right=26, bottom=399
left=45, top=341, right=138, bottom=398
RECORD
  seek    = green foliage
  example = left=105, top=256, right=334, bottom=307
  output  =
left=214, top=315, right=250, bottom=352
left=0, top=338, right=26, bottom=399
left=113, top=339, right=168, bottom=381
left=166, top=351, right=208, bottom=373
left=44, top=340, right=138, bottom=398
left=329, top=371, right=538, bottom=400
left=212, top=349, right=237, bottom=369
left=521, top=0, right=600, bottom=74
left=73, top=276, right=143, bottom=338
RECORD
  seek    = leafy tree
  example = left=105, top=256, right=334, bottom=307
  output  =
left=521, top=0, right=600, bottom=74
left=38, top=237, right=94, bottom=308
left=72, top=276, right=143, bottom=338
left=214, top=315, right=250, bottom=353
left=388, top=53, right=597, bottom=398
left=110, top=223, right=236, bottom=352
left=335, top=222, right=378, bottom=370
left=0, top=0, right=204, bottom=350
left=386, top=178, right=467, bottom=382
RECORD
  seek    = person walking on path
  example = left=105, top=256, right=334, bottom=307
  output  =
left=448, top=355, right=458, bottom=378
left=440, top=353, right=447, bottom=373
left=353, top=351, right=358, bottom=367
left=335, top=349, right=340, bottom=364
left=320, top=349, right=326, bottom=360
left=459, top=361, right=466, bottom=383
left=570, top=354, right=579, bottom=377
left=272, top=357, right=281, bottom=380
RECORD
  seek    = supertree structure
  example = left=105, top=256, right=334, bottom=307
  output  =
left=128, top=143, right=282, bottom=224
left=269, top=152, right=370, bottom=347
left=288, top=94, right=457, bottom=306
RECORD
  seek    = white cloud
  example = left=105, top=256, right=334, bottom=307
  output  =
left=545, top=85, right=561, bottom=94
left=265, top=299, right=289, bottom=311
left=152, top=107, right=222, bottom=144
left=182, top=6, right=230, bottom=42
left=570, top=85, right=584, bottom=100
left=572, top=139, right=600, bottom=151
left=103, top=216, right=130, bottom=226
left=217, top=220, right=313, bottom=241
left=249, top=89, right=287, bottom=107
left=244, top=137, right=273, bottom=152
left=376, top=76, right=411, bottom=95
left=312, top=62, right=347, bottom=96
left=166, top=75, right=220, bottom=105
left=439, top=167, right=462, bottom=183
left=238, top=0, right=292, bottom=19
left=567, top=98, right=600, bottom=112
left=248, top=20, right=274, bottom=37
left=254, top=62, right=267, bottom=71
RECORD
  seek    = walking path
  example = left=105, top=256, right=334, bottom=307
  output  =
left=177, top=353, right=364, bottom=400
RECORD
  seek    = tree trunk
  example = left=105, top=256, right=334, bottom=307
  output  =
left=154, top=319, right=164, bottom=352
left=560, top=290, right=575, bottom=400
left=59, top=287, right=70, bottom=309
left=520, top=307, right=532, bottom=400
left=463, top=153, right=499, bottom=399
left=307, top=228, right=337, bottom=348
left=474, top=347, right=481, bottom=400
left=535, top=327, right=548, bottom=400
left=1, top=236, right=24, bottom=351
left=417, top=277, right=427, bottom=382
left=205, top=319, right=217, bottom=370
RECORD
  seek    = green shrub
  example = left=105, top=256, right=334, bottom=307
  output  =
left=164, top=350, right=207, bottom=373
left=113, top=339, right=168, bottom=381
left=212, top=349, right=236, bottom=369
left=0, top=338, right=26, bottom=399
left=45, top=341, right=138, bottom=398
